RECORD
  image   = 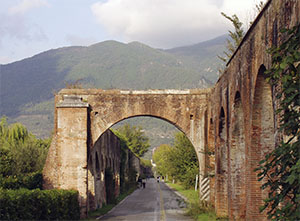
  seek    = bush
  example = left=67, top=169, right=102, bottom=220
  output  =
left=0, top=188, right=80, bottom=220
left=0, top=172, right=43, bottom=190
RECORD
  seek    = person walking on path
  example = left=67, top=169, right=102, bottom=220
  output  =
left=142, top=177, right=146, bottom=188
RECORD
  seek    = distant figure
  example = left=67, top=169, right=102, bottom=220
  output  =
left=142, top=178, right=146, bottom=188
left=157, top=176, right=160, bottom=183
left=138, top=176, right=142, bottom=188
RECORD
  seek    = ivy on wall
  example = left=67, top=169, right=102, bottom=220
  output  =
left=257, top=24, right=300, bottom=220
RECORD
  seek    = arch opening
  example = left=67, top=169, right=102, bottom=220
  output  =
left=88, top=115, right=203, bottom=211
left=216, top=107, right=228, bottom=216
left=229, top=91, right=246, bottom=219
left=247, top=65, right=275, bottom=218
left=95, top=152, right=100, bottom=179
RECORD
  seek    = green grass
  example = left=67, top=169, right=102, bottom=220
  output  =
left=167, top=182, right=199, bottom=202
left=166, top=182, right=227, bottom=221
left=84, top=187, right=136, bottom=220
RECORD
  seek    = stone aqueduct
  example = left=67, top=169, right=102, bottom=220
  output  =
left=43, top=0, right=300, bottom=220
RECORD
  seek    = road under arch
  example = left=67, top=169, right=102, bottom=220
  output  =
left=43, top=88, right=211, bottom=216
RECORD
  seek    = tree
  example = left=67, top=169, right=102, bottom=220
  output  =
left=152, top=144, right=174, bottom=177
left=152, top=132, right=199, bottom=188
left=0, top=117, right=50, bottom=176
left=114, top=123, right=150, bottom=157
left=218, top=12, right=245, bottom=64
left=219, top=1, right=265, bottom=66
left=256, top=24, right=300, bottom=220
left=171, top=132, right=199, bottom=188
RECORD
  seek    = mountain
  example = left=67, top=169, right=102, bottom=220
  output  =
left=0, top=34, right=226, bottom=146
left=165, top=34, right=227, bottom=82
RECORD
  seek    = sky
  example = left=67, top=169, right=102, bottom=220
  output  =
left=0, top=0, right=266, bottom=64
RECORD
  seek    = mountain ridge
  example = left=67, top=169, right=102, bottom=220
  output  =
left=0, top=34, right=226, bottom=139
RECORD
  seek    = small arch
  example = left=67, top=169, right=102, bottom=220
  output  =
left=248, top=64, right=274, bottom=218
left=216, top=106, right=228, bottom=216
left=95, top=152, right=100, bottom=180
left=230, top=90, right=246, bottom=219
left=219, top=107, right=225, bottom=137
left=234, top=91, right=241, bottom=102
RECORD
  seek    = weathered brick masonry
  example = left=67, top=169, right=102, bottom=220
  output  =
left=208, top=0, right=300, bottom=220
left=43, top=0, right=299, bottom=219
left=43, top=89, right=210, bottom=217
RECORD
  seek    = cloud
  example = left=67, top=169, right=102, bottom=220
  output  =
left=0, top=13, right=47, bottom=46
left=91, top=0, right=266, bottom=48
left=8, top=0, right=49, bottom=15
left=0, top=0, right=48, bottom=48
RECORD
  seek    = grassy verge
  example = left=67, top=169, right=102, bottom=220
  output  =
left=166, top=182, right=227, bottom=221
left=84, top=186, right=136, bottom=220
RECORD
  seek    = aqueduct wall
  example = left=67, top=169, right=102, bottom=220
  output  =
left=43, top=89, right=211, bottom=216
left=43, top=0, right=300, bottom=219
left=208, top=0, right=300, bottom=220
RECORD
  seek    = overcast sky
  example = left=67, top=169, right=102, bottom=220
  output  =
left=0, top=0, right=266, bottom=64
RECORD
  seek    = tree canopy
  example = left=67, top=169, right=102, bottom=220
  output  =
left=218, top=12, right=245, bottom=64
left=0, top=117, right=51, bottom=177
left=113, top=123, right=150, bottom=157
left=153, top=132, right=199, bottom=189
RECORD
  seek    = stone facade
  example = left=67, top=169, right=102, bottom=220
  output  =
left=43, top=0, right=300, bottom=219
left=43, top=89, right=210, bottom=217
left=208, top=0, right=300, bottom=220
left=87, top=129, right=121, bottom=210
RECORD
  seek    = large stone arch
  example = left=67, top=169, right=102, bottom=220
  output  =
left=43, top=88, right=211, bottom=216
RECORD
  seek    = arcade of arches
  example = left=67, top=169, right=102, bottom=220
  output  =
left=43, top=0, right=300, bottom=220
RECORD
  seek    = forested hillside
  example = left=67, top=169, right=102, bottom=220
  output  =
left=0, top=34, right=226, bottom=151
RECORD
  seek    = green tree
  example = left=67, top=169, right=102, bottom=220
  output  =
left=152, top=132, right=199, bottom=188
left=0, top=117, right=50, bottom=176
left=114, top=123, right=150, bottom=157
left=219, top=2, right=264, bottom=66
left=256, top=24, right=300, bottom=220
left=152, top=144, right=174, bottom=177
left=218, top=12, right=245, bottom=63
left=171, top=132, right=199, bottom=188
left=0, top=148, right=14, bottom=177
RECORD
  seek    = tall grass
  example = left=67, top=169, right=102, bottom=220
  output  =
left=167, top=182, right=227, bottom=220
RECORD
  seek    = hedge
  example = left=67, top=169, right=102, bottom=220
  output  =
left=0, top=188, right=80, bottom=220
left=0, top=172, right=43, bottom=190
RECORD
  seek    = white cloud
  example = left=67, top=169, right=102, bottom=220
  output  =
left=0, top=0, right=48, bottom=47
left=9, top=0, right=49, bottom=15
left=91, top=0, right=267, bottom=48
left=0, top=13, right=47, bottom=46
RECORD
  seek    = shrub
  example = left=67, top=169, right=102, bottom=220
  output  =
left=0, top=188, right=80, bottom=220
left=0, top=172, right=43, bottom=190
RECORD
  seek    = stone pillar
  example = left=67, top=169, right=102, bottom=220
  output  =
left=191, top=112, right=208, bottom=201
left=56, top=95, right=89, bottom=217
left=198, top=113, right=209, bottom=201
